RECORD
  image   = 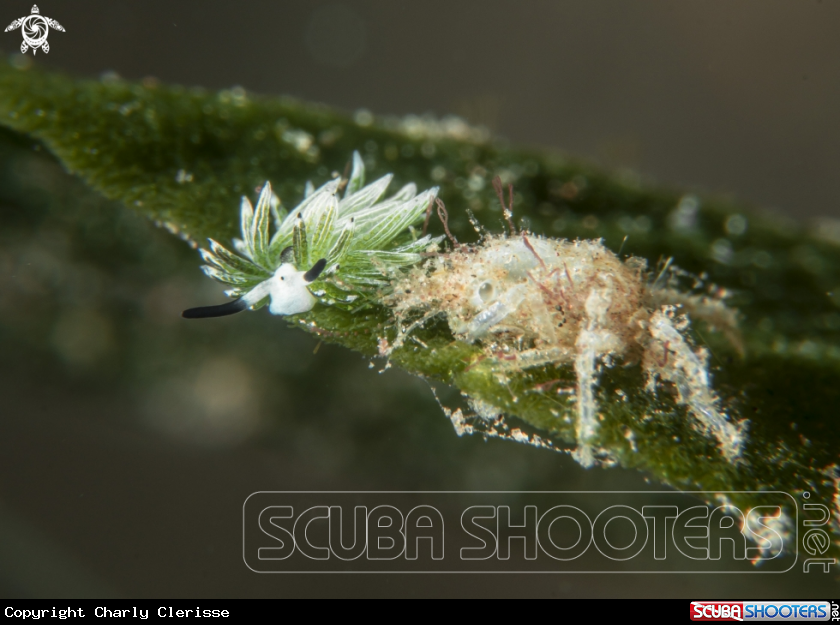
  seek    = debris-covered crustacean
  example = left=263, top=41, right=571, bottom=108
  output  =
left=385, top=178, right=747, bottom=468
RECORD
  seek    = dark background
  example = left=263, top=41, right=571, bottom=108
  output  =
left=1, top=0, right=838, bottom=598
left=31, top=0, right=840, bottom=221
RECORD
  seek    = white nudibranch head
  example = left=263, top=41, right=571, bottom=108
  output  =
left=183, top=151, right=442, bottom=319
left=264, top=262, right=320, bottom=316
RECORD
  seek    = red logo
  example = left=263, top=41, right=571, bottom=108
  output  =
left=691, top=602, right=744, bottom=621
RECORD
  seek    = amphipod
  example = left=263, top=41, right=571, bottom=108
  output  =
left=387, top=180, right=746, bottom=467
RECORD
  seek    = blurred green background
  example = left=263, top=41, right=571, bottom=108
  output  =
left=0, top=0, right=838, bottom=597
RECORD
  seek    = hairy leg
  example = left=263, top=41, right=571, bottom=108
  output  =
left=649, top=287, right=743, bottom=355
left=645, top=308, right=746, bottom=462
left=572, top=285, right=618, bottom=467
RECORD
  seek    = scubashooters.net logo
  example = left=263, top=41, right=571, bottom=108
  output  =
left=5, top=5, right=65, bottom=55
left=243, top=491, right=797, bottom=573
left=690, top=601, right=833, bottom=621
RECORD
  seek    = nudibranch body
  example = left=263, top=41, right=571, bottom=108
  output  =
left=183, top=152, right=441, bottom=319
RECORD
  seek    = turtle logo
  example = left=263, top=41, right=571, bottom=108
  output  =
left=5, top=5, right=65, bottom=55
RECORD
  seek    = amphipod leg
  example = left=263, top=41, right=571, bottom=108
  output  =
left=647, top=287, right=743, bottom=356
left=646, top=309, right=745, bottom=462
left=574, top=332, right=599, bottom=468
left=572, top=286, right=616, bottom=468
left=387, top=309, right=443, bottom=356
left=487, top=347, right=572, bottom=372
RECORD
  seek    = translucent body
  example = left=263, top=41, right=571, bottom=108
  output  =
left=388, top=233, right=745, bottom=467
